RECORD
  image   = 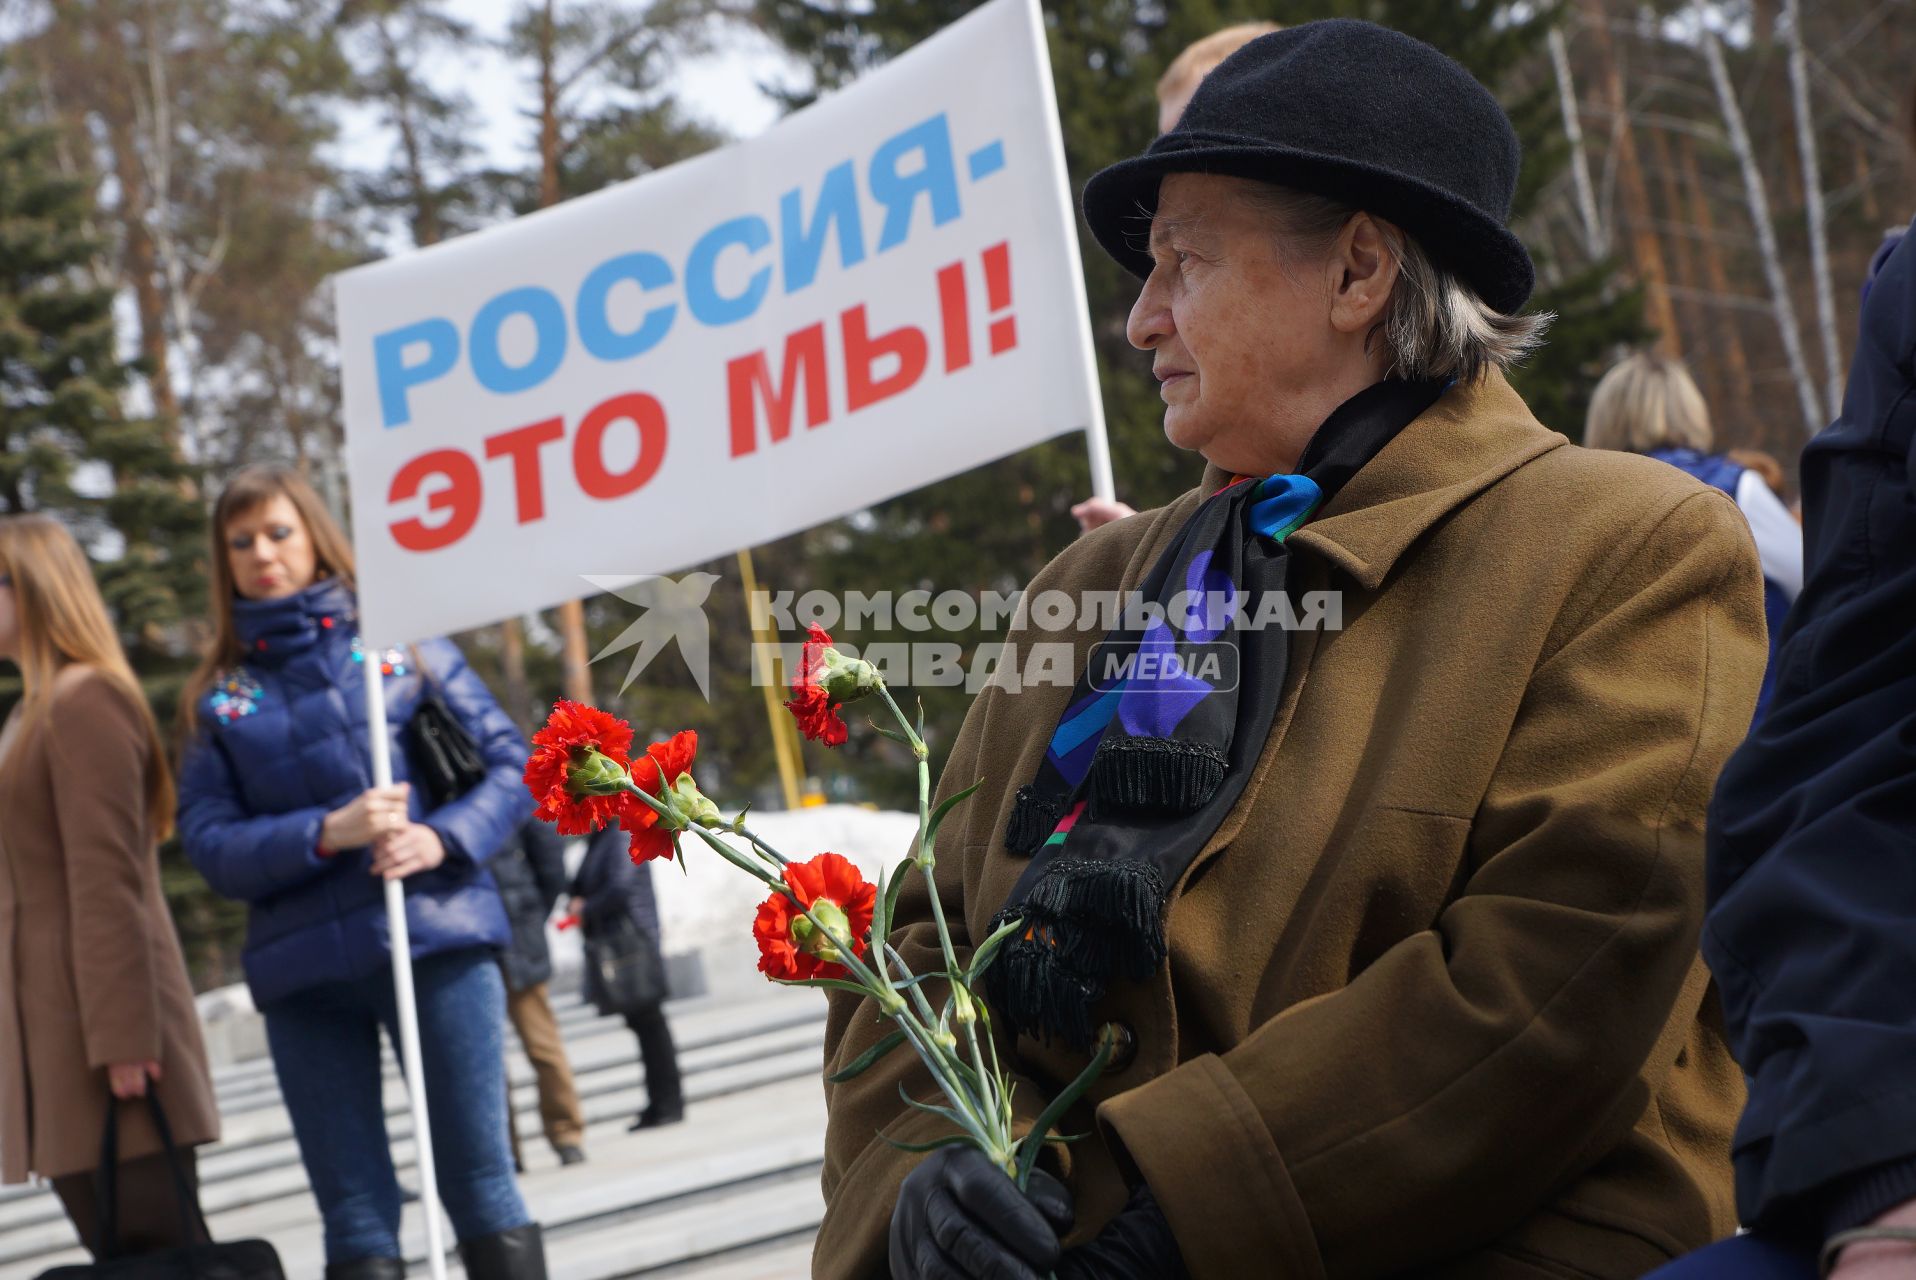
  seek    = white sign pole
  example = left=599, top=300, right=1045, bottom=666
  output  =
left=1019, top=0, right=1116, bottom=503
left=362, top=666, right=450, bottom=1280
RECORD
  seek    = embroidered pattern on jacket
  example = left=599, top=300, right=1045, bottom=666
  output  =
left=209, top=669, right=265, bottom=723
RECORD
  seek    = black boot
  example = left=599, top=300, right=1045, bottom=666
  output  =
left=626, top=1004, right=685, bottom=1124
left=627, top=1102, right=685, bottom=1131
left=458, top=1223, right=548, bottom=1280
left=324, top=1259, right=406, bottom=1280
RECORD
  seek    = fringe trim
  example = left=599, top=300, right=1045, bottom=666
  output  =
left=984, top=858, right=1168, bottom=1050
left=1086, top=736, right=1227, bottom=819
left=1003, top=784, right=1063, bottom=856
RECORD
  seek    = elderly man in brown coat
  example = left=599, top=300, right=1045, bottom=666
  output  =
left=818, top=21, right=1766, bottom=1280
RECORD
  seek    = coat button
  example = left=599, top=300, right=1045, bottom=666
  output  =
left=1099, top=1021, right=1139, bottom=1074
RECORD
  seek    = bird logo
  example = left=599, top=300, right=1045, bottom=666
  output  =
left=581, top=572, right=722, bottom=699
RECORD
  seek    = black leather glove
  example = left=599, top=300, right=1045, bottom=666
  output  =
left=1055, top=1183, right=1187, bottom=1280
left=889, top=1145, right=1075, bottom=1280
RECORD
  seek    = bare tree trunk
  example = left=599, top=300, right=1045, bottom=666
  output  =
left=500, top=617, right=531, bottom=729
left=105, top=110, right=179, bottom=424
left=1549, top=26, right=1604, bottom=259
left=537, top=0, right=593, bottom=706
left=1697, top=15, right=1824, bottom=435
left=1648, top=123, right=1715, bottom=404
left=1678, top=134, right=1761, bottom=435
left=135, top=2, right=227, bottom=468
left=1781, top=0, right=1843, bottom=417
left=1578, top=0, right=1680, bottom=354
left=1855, top=142, right=1879, bottom=223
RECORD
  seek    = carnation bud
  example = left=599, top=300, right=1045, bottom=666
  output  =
left=671, top=772, right=724, bottom=829
left=816, top=645, right=883, bottom=705
left=791, top=898, right=853, bottom=963
left=566, top=747, right=631, bottom=797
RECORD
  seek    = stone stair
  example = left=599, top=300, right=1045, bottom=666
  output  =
left=0, top=985, right=830, bottom=1278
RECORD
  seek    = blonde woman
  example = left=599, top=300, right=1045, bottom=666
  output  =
left=1586, top=352, right=1804, bottom=717
left=0, top=515, right=219, bottom=1257
left=175, top=465, right=543, bottom=1280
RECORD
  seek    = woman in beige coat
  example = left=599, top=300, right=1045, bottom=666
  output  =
left=0, top=514, right=219, bottom=1256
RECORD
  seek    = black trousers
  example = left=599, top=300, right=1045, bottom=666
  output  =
left=625, top=1004, right=683, bottom=1111
left=53, top=1151, right=206, bottom=1258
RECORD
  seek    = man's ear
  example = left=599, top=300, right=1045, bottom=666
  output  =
left=1328, top=213, right=1401, bottom=336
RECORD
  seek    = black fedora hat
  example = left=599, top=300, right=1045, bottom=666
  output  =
left=1082, top=19, right=1536, bottom=315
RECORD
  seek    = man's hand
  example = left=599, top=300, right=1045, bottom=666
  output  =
left=107, top=1060, right=160, bottom=1100
left=370, top=823, right=447, bottom=880
left=1831, top=1198, right=1916, bottom=1279
left=889, top=1146, right=1073, bottom=1280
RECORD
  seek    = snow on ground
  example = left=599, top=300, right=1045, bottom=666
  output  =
left=655, top=805, right=921, bottom=950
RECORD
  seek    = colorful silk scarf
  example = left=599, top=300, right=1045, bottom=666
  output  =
left=985, top=377, right=1448, bottom=1048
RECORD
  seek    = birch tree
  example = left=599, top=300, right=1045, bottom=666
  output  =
left=1781, top=0, right=1842, bottom=418
left=1694, top=6, right=1824, bottom=435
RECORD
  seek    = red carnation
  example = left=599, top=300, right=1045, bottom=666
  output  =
left=524, top=700, right=635, bottom=836
left=623, top=730, right=700, bottom=864
left=785, top=624, right=874, bottom=747
left=753, top=852, right=877, bottom=982
left=786, top=680, right=848, bottom=747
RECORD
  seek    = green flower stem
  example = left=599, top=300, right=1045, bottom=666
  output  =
left=876, top=685, right=966, bottom=993
left=737, top=828, right=791, bottom=867
left=962, top=1015, right=995, bottom=1123
left=625, top=781, right=893, bottom=1003
left=886, top=944, right=943, bottom=1028
left=620, top=782, right=786, bottom=891
left=871, top=679, right=1017, bottom=1160
left=889, top=1013, right=996, bottom=1148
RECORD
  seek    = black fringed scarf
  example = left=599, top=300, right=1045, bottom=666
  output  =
left=984, top=378, right=1448, bottom=1049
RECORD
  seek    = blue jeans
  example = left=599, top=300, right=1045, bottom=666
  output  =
left=1644, top=1234, right=1816, bottom=1279
left=264, top=947, right=529, bottom=1264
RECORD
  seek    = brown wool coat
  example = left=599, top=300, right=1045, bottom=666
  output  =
left=0, top=665, right=219, bottom=1183
left=817, top=373, right=1766, bottom=1279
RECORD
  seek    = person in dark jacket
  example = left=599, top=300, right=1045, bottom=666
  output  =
left=493, top=818, right=586, bottom=1168
left=1649, top=225, right=1916, bottom=1280
left=569, top=824, right=684, bottom=1130
left=176, top=465, right=546, bottom=1280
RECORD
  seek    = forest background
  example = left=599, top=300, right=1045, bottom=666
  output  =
left=2, top=0, right=1911, bottom=987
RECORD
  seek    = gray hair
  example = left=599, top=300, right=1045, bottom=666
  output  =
left=1239, top=184, right=1551, bottom=383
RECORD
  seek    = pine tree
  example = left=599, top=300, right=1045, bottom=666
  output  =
left=1, top=79, right=235, bottom=988
left=0, top=76, right=205, bottom=647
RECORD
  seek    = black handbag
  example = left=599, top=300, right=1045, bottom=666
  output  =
left=583, top=915, right=670, bottom=1015
left=403, top=645, right=488, bottom=808
left=36, top=1092, right=285, bottom=1279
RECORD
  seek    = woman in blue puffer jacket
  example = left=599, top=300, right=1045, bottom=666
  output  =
left=176, top=464, right=544, bottom=1280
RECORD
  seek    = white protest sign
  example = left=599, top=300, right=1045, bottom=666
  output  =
left=335, top=0, right=1104, bottom=648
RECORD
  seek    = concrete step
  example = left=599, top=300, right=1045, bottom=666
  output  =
left=0, top=990, right=832, bottom=1278
left=0, top=994, right=825, bottom=1239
